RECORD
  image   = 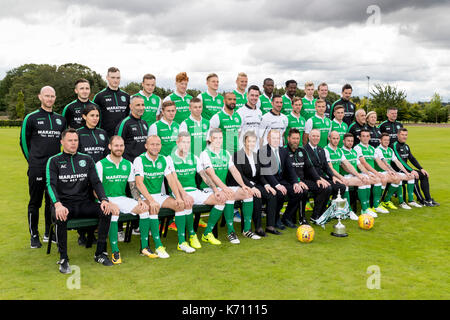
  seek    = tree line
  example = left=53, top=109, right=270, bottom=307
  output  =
left=0, top=63, right=447, bottom=123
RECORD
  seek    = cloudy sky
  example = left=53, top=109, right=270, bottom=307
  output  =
left=1, top=0, right=449, bottom=102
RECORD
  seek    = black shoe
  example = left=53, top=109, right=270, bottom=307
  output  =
left=57, top=258, right=71, bottom=274
left=255, top=228, right=267, bottom=237
left=78, top=235, right=87, bottom=247
left=275, top=221, right=286, bottom=230
left=430, top=198, right=440, bottom=207
left=43, top=233, right=57, bottom=243
left=423, top=200, right=434, bottom=207
left=30, top=234, right=42, bottom=249
left=281, top=219, right=297, bottom=229
left=265, top=228, right=282, bottom=235
left=299, top=219, right=309, bottom=226
left=94, top=253, right=114, bottom=266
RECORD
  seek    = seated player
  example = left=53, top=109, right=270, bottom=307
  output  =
left=353, top=129, right=390, bottom=216
left=374, top=133, right=422, bottom=210
left=199, top=128, right=254, bottom=245
left=168, top=131, right=229, bottom=249
left=96, top=136, right=157, bottom=264
left=325, top=131, right=373, bottom=219
left=133, top=135, right=188, bottom=258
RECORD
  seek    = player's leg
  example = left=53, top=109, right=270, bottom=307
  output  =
left=27, top=167, right=45, bottom=248
left=144, top=195, right=167, bottom=258
left=233, top=187, right=255, bottom=237
left=372, top=172, right=389, bottom=214
left=54, top=202, right=75, bottom=273
left=200, top=188, right=226, bottom=245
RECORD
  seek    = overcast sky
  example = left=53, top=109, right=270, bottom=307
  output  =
left=1, top=0, right=449, bottom=102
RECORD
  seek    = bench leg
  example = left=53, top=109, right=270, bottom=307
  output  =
left=124, top=221, right=133, bottom=243
left=212, top=223, right=218, bottom=238
left=193, top=212, right=201, bottom=233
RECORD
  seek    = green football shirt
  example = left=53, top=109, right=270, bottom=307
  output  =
left=258, top=93, right=273, bottom=115
left=169, top=151, right=202, bottom=192
left=374, top=145, right=396, bottom=172
left=281, top=94, right=293, bottom=116
left=179, top=116, right=210, bottom=157
left=305, top=114, right=332, bottom=148
left=285, top=112, right=306, bottom=143
left=199, top=91, right=224, bottom=120
left=300, top=96, right=317, bottom=120
left=331, top=119, right=349, bottom=148
left=354, top=143, right=376, bottom=170
left=96, top=156, right=134, bottom=198
left=209, top=109, right=242, bottom=154
left=199, top=147, right=234, bottom=188
left=135, top=91, right=161, bottom=125
left=233, top=89, right=247, bottom=110
left=149, top=119, right=180, bottom=156
left=133, top=152, right=172, bottom=194
left=165, top=92, right=192, bottom=125
left=324, top=145, right=344, bottom=173
left=341, top=147, right=359, bottom=175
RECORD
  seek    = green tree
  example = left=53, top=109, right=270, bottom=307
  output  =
left=408, top=103, right=424, bottom=123
left=122, top=82, right=141, bottom=95
left=423, top=93, right=446, bottom=123
left=370, top=84, right=407, bottom=121
left=15, top=90, right=25, bottom=119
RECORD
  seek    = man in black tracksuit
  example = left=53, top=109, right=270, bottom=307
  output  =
left=286, top=128, right=332, bottom=225
left=93, top=67, right=130, bottom=137
left=378, top=107, right=403, bottom=146
left=114, top=95, right=149, bottom=162
left=20, top=86, right=66, bottom=248
left=46, top=128, right=116, bottom=273
left=348, top=109, right=369, bottom=146
left=392, top=128, right=439, bottom=207
left=62, top=78, right=98, bottom=129
left=330, top=84, right=356, bottom=126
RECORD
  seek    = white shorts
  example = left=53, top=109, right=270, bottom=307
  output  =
left=185, top=188, right=214, bottom=205
left=109, top=196, right=138, bottom=215
left=396, top=172, right=408, bottom=178
left=141, top=193, right=170, bottom=206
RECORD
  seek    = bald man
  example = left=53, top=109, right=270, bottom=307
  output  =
left=20, top=86, right=67, bottom=248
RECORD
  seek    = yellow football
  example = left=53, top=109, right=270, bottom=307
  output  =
left=358, top=214, right=374, bottom=230
left=296, top=225, right=315, bottom=243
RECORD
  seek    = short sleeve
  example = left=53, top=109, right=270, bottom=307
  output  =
left=227, top=150, right=235, bottom=169
left=374, top=148, right=384, bottom=160
left=194, top=155, right=203, bottom=173
left=304, top=118, right=313, bottom=134
left=179, top=121, right=188, bottom=133
left=324, top=149, right=331, bottom=162
left=128, top=163, right=135, bottom=182
left=354, top=145, right=363, bottom=158
left=209, top=114, right=220, bottom=129
left=133, top=157, right=144, bottom=176
left=164, top=156, right=174, bottom=176
left=148, top=123, right=158, bottom=137
left=95, top=161, right=103, bottom=183
left=199, top=151, right=212, bottom=170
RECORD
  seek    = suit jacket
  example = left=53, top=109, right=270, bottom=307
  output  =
left=303, top=143, right=334, bottom=180
left=258, top=144, right=298, bottom=187
left=227, top=148, right=269, bottom=187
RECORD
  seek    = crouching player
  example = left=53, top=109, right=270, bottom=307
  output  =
left=374, top=133, right=422, bottom=210
left=325, top=131, right=372, bottom=219
left=96, top=136, right=156, bottom=264
left=133, top=135, right=187, bottom=258
left=167, top=132, right=227, bottom=249
left=199, top=128, right=255, bottom=245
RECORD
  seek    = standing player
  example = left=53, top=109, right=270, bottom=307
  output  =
left=379, top=107, right=403, bottom=146
left=374, top=133, right=421, bottom=210
left=331, top=105, right=348, bottom=148
left=149, top=101, right=179, bottom=157
left=77, top=105, right=109, bottom=163
left=348, top=109, right=368, bottom=146
left=199, top=73, right=224, bottom=121
left=393, top=128, right=439, bottom=207
left=331, top=84, right=356, bottom=126
left=259, top=95, right=289, bottom=148
left=237, top=85, right=263, bottom=151
left=209, top=92, right=242, bottom=154
left=20, top=86, right=66, bottom=248
left=179, top=97, right=210, bottom=157
left=134, top=74, right=162, bottom=126
left=301, top=81, right=317, bottom=121
left=115, top=95, right=149, bottom=162
left=93, top=67, right=130, bottom=138
left=233, top=72, right=248, bottom=110
left=317, top=82, right=332, bottom=118
left=163, top=72, right=192, bottom=125
left=168, top=132, right=229, bottom=248
left=62, top=78, right=97, bottom=129
left=281, top=80, right=297, bottom=116
left=96, top=135, right=157, bottom=264
left=366, top=111, right=382, bottom=148
left=258, top=78, right=275, bottom=115
left=199, top=128, right=254, bottom=244
left=353, top=129, right=389, bottom=215
left=284, top=97, right=306, bottom=145
left=134, top=135, right=188, bottom=258
left=303, top=99, right=332, bottom=147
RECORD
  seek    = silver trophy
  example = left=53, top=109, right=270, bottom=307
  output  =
left=330, top=190, right=348, bottom=237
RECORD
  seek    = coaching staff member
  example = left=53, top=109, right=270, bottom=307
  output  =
left=379, top=107, right=403, bottom=146
left=259, top=129, right=304, bottom=233
left=93, top=67, right=130, bottom=137
left=46, top=128, right=118, bottom=273
left=20, top=86, right=66, bottom=249
left=304, top=129, right=345, bottom=223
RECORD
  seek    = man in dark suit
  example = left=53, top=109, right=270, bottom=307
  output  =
left=228, top=131, right=279, bottom=237
left=286, top=128, right=332, bottom=225
left=259, top=129, right=305, bottom=232
left=303, top=129, right=346, bottom=223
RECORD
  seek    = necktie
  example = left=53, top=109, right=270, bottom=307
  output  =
left=274, top=148, right=281, bottom=174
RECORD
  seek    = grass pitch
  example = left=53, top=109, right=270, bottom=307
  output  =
left=0, top=126, right=449, bottom=300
